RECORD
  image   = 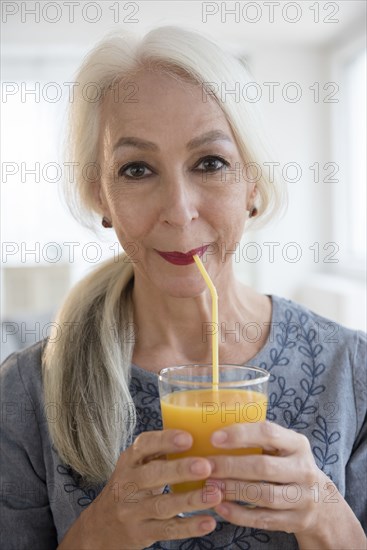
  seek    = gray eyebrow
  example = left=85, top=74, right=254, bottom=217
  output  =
left=113, top=129, right=233, bottom=152
left=186, top=130, right=233, bottom=150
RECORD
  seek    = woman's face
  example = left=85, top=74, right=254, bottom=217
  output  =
left=97, top=70, right=257, bottom=297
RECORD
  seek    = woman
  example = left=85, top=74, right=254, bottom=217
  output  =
left=1, top=26, right=366, bottom=550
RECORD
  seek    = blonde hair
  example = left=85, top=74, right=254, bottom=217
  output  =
left=43, top=25, right=287, bottom=483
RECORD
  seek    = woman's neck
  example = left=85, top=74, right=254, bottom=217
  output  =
left=130, top=271, right=272, bottom=371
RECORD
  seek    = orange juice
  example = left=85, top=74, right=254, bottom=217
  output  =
left=160, top=388, right=267, bottom=492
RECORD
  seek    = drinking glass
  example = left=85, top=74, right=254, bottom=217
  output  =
left=158, top=364, right=269, bottom=517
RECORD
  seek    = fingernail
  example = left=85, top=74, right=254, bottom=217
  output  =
left=190, top=460, right=208, bottom=475
left=212, top=431, right=228, bottom=445
left=216, top=503, right=229, bottom=516
left=200, top=519, right=216, bottom=532
left=173, top=433, right=191, bottom=447
left=205, top=479, right=222, bottom=492
left=203, top=483, right=222, bottom=500
left=207, top=459, right=215, bottom=471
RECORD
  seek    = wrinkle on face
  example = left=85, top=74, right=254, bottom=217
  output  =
left=94, top=68, right=256, bottom=302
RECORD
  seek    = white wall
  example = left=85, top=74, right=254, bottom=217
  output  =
left=237, top=46, right=333, bottom=295
left=238, top=41, right=366, bottom=330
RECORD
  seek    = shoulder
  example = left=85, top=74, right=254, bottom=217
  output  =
left=0, top=340, right=52, bottom=489
left=271, top=294, right=366, bottom=426
left=0, top=339, right=46, bottom=409
left=271, top=294, right=366, bottom=352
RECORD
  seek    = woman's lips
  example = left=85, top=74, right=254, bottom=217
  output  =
left=155, top=245, right=210, bottom=266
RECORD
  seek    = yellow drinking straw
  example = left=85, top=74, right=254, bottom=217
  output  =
left=193, top=254, right=219, bottom=389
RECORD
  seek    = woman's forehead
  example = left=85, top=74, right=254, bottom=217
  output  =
left=99, top=70, right=233, bottom=150
left=103, top=71, right=222, bottom=115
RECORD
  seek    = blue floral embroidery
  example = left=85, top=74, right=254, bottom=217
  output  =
left=282, top=316, right=323, bottom=430
left=312, top=415, right=341, bottom=478
left=262, top=309, right=297, bottom=421
left=267, top=376, right=296, bottom=421
left=262, top=306, right=340, bottom=478
left=148, top=523, right=270, bottom=550
left=220, top=527, right=270, bottom=549
left=131, top=375, right=160, bottom=404
left=56, top=464, right=101, bottom=507
left=288, top=310, right=340, bottom=474
left=131, top=375, right=163, bottom=434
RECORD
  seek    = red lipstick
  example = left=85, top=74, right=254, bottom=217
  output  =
left=155, top=245, right=210, bottom=266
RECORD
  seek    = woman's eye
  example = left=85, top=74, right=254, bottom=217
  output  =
left=118, top=162, right=153, bottom=179
left=195, top=156, right=229, bottom=172
left=117, top=156, right=229, bottom=179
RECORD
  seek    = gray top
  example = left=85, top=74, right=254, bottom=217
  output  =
left=1, top=295, right=366, bottom=550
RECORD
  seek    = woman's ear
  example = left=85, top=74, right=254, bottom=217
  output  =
left=91, top=179, right=111, bottom=218
left=247, top=184, right=258, bottom=209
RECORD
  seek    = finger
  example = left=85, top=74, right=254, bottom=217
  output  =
left=122, top=429, right=193, bottom=467
left=211, top=420, right=311, bottom=456
left=143, top=485, right=223, bottom=519
left=132, top=456, right=213, bottom=490
left=151, top=485, right=166, bottom=496
left=145, top=514, right=217, bottom=542
left=213, top=501, right=305, bottom=533
left=205, top=479, right=303, bottom=510
left=207, top=454, right=303, bottom=484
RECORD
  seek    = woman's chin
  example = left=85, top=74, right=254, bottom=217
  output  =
left=153, top=276, right=207, bottom=299
left=164, top=285, right=205, bottom=299
left=136, top=260, right=217, bottom=298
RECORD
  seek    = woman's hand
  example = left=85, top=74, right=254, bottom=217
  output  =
left=58, top=429, right=222, bottom=550
left=205, top=421, right=366, bottom=549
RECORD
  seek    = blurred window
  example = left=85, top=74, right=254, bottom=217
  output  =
left=344, top=48, right=366, bottom=263
left=331, top=41, right=366, bottom=278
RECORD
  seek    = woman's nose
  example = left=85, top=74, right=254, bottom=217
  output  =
left=158, top=174, right=199, bottom=228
